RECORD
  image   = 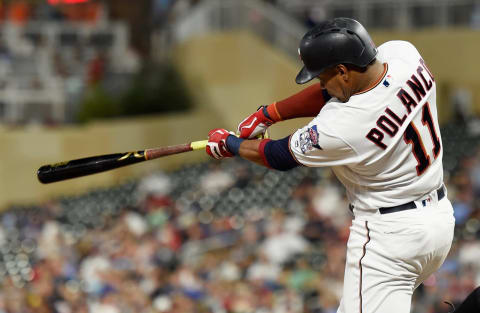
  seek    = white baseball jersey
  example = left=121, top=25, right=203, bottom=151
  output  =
left=289, top=40, right=443, bottom=212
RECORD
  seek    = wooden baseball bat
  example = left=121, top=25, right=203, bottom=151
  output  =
left=37, top=140, right=209, bottom=184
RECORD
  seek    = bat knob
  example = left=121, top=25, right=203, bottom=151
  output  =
left=37, top=165, right=55, bottom=184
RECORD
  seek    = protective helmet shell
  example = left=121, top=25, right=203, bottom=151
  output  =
left=296, top=18, right=378, bottom=84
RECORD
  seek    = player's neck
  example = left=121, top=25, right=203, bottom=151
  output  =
left=354, top=61, right=386, bottom=94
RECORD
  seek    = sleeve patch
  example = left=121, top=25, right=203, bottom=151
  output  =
left=297, top=125, right=322, bottom=154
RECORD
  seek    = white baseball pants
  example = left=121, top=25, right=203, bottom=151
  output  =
left=337, top=195, right=455, bottom=313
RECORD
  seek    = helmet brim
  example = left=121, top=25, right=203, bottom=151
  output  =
left=295, top=66, right=316, bottom=84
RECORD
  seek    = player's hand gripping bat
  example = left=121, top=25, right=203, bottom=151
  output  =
left=37, top=140, right=208, bottom=184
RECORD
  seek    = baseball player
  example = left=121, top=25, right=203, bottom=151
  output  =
left=206, top=18, right=455, bottom=313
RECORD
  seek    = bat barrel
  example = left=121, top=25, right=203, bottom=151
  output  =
left=37, top=141, right=208, bottom=184
left=37, top=152, right=146, bottom=184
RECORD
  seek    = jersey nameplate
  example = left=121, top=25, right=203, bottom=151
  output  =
left=366, top=58, right=435, bottom=150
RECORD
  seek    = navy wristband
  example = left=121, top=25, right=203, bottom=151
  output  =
left=226, top=135, right=244, bottom=155
left=262, top=106, right=272, bottom=120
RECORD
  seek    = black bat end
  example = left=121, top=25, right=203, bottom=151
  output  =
left=37, top=165, right=57, bottom=184
left=37, top=151, right=147, bottom=184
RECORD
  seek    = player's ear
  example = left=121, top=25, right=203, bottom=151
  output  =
left=336, top=64, right=349, bottom=81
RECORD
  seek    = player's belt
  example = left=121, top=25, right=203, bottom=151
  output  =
left=379, top=185, right=446, bottom=215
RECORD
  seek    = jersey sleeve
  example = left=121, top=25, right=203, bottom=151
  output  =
left=289, top=118, right=358, bottom=167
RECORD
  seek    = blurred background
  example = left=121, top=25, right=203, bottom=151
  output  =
left=0, top=0, right=479, bottom=312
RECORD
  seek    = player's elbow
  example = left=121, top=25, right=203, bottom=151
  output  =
left=263, top=136, right=300, bottom=171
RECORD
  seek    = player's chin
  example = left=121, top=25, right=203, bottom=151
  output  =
left=340, top=92, right=353, bottom=103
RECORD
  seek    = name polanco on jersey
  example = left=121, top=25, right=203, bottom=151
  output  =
left=366, top=58, right=435, bottom=150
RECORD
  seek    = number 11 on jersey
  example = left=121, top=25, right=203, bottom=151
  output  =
left=403, top=102, right=441, bottom=176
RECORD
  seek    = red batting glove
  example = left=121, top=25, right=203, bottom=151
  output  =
left=206, top=128, right=234, bottom=159
left=237, top=106, right=275, bottom=139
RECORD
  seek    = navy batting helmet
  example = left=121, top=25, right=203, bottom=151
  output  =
left=296, top=18, right=378, bottom=84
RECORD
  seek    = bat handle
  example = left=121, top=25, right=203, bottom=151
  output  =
left=143, top=140, right=209, bottom=160
left=191, top=140, right=208, bottom=151
left=147, top=132, right=263, bottom=161
left=189, top=132, right=267, bottom=152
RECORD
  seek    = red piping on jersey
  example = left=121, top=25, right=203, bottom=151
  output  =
left=354, top=63, right=388, bottom=95
left=258, top=139, right=272, bottom=168
left=359, top=221, right=371, bottom=313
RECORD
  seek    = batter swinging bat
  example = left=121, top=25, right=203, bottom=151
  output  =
left=37, top=140, right=208, bottom=184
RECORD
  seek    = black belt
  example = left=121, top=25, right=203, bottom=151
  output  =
left=378, top=185, right=445, bottom=215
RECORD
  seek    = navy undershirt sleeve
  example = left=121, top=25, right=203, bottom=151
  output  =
left=322, top=89, right=332, bottom=102
left=264, top=135, right=299, bottom=171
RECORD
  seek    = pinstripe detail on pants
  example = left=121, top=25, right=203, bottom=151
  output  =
left=358, top=221, right=371, bottom=313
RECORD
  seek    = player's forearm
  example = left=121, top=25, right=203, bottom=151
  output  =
left=238, top=139, right=264, bottom=166
left=226, top=135, right=299, bottom=171
left=226, top=136, right=265, bottom=166
left=268, top=83, right=329, bottom=121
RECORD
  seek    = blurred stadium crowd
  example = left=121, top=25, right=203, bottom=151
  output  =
left=0, top=0, right=142, bottom=124
left=0, top=132, right=479, bottom=313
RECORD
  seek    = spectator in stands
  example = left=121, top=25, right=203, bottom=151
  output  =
left=87, top=51, right=108, bottom=86
left=7, top=0, right=31, bottom=25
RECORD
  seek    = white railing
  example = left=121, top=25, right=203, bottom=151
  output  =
left=0, top=21, right=129, bottom=125
left=155, top=0, right=307, bottom=61
left=154, top=0, right=480, bottom=61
